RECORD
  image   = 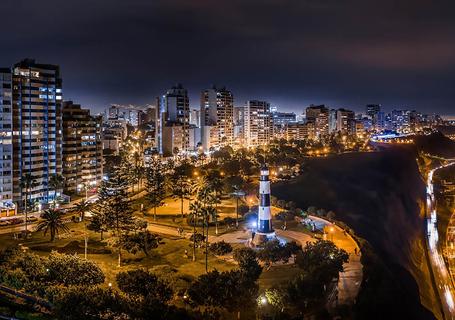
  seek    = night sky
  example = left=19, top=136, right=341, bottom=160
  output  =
left=2, top=0, right=455, bottom=115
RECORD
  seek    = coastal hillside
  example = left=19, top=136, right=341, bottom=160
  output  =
left=414, top=131, right=455, bottom=158
left=274, top=149, right=437, bottom=319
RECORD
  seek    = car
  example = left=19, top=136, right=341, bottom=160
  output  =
left=27, top=217, right=38, bottom=223
left=0, top=220, right=10, bottom=227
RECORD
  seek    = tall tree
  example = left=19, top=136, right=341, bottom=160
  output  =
left=146, top=157, right=166, bottom=221
left=74, top=200, right=91, bottom=221
left=169, top=163, right=192, bottom=218
left=231, top=183, right=246, bottom=228
left=130, top=150, right=143, bottom=193
left=206, top=171, right=223, bottom=235
left=121, top=230, right=161, bottom=256
left=295, top=240, right=349, bottom=284
left=189, top=200, right=203, bottom=262
left=94, top=166, right=134, bottom=266
left=188, top=269, right=259, bottom=318
left=203, top=205, right=216, bottom=272
left=196, top=184, right=217, bottom=272
left=20, top=173, right=38, bottom=236
left=49, top=173, right=65, bottom=203
left=36, top=209, right=70, bottom=241
left=87, top=208, right=109, bottom=240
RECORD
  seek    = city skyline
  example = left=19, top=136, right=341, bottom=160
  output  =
left=1, top=1, right=455, bottom=115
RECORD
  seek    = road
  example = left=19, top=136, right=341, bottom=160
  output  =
left=426, top=162, right=455, bottom=320
left=0, top=194, right=99, bottom=235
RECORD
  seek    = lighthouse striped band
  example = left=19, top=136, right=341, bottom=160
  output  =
left=259, top=180, right=270, bottom=194
left=260, top=194, right=270, bottom=207
left=258, top=206, right=272, bottom=220
left=258, top=219, right=273, bottom=233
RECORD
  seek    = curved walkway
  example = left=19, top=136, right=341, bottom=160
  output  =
left=308, top=215, right=362, bottom=306
left=147, top=215, right=362, bottom=306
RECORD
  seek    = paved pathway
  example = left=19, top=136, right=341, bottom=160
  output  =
left=308, top=216, right=363, bottom=306
left=147, top=215, right=362, bottom=306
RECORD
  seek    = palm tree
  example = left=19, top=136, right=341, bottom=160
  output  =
left=49, top=174, right=65, bottom=204
left=207, top=172, right=223, bottom=234
left=130, top=151, right=143, bottom=193
left=232, top=185, right=246, bottom=228
left=20, top=173, right=38, bottom=236
left=36, top=209, right=69, bottom=241
left=170, top=170, right=191, bottom=218
left=189, top=200, right=203, bottom=262
left=203, top=205, right=216, bottom=272
left=74, top=200, right=91, bottom=221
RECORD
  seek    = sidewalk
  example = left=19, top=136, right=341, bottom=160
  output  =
left=147, top=215, right=363, bottom=306
left=309, top=215, right=363, bottom=306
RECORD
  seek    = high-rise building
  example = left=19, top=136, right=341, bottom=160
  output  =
left=336, top=108, right=356, bottom=135
left=10, top=59, right=63, bottom=208
left=62, top=101, right=103, bottom=194
left=188, top=125, right=202, bottom=152
left=306, top=105, right=329, bottom=139
left=102, top=119, right=127, bottom=154
left=272, top=112, right=296, bottom=126
left=328, top=109, right=337, bottom=134
left=0, top=69, right=14, bottom=216
left=161, top=125, right=186, bottom=155
left=243, top=100, right=272, bottom=147
left=366, top=104, right=381, bottom=130
left=104, top=105, right=145, bottom=127
left=158, top=84, right=190, bottom=156
left=233, top=106, right=245, bottom=147
left=391, top=109, right=411, bottom=133
left=366, top=104, right=381, bottom=118
left=189, top=109, right=200, bottom=127
left=200, top=86, right=234, bottom=151
left=285, top=122, right=316, bottom=141
left=376, top=111, right=386, bottom=131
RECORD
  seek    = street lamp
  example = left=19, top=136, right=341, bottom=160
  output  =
left=258, top=295, right=268, bottom=306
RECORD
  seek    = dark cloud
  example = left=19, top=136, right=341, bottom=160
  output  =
left=1, top=0, right=455, bottom=114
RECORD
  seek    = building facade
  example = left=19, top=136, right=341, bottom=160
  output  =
left=158, top=84, right=190, bottom=156
left=0, top=69, right=14, bottom=216
left=10, top=59, right=63, bottom=208
left=243, top=100, right=272, bottom=147
left=272, top=111, right=296, bottom=126
left=336, top=108, right=356, bottom=135
left=306, top=105, right=329, bottom=139
left=62, top=101, right=103, bottom=194
left=201, top=86, right=234, bottom=151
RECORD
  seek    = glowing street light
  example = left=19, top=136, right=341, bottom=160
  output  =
left=329, top=226, right=335, bottom=241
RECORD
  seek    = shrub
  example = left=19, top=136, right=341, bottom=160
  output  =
left=233, top=247, right=262, bottom=280
left=189, top=233, right=205, bottom=245
left=46, top=252, right=105, bottom=286
left=209, top=241, right=233, bottom=255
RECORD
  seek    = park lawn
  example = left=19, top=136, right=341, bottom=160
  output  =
left=0, top=220, right=237, bottom=290
left=133, top=194, right=238, bottom=217
left=0, top=211, right=306, bottom=296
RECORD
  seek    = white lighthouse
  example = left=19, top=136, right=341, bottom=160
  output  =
left=253, top=165, right=274, bottom=244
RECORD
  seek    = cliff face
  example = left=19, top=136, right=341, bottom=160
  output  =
left=273, top=148, right=438, bottom=319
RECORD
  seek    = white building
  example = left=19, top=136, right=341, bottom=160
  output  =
left=200, top=86, right=234, bottom=151
left=243, top=100, right=273, bottom=148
